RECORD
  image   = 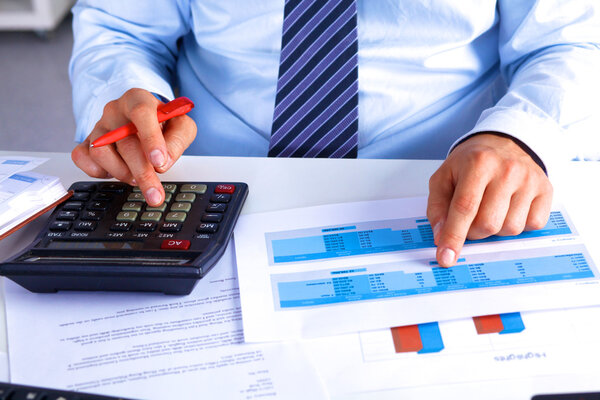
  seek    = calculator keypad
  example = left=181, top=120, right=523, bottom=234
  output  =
left=45, top=182, right=245, bottom=252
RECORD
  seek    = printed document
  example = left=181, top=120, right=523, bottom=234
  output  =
left=234, top=196, right=600, bottom=341
left=0, top=171, right=68, bottom=238
left=3, top=243, right=326, bottom=400
left=304, top=306, right=600, bottom=399
left=0, top=156, right=47, bottom=184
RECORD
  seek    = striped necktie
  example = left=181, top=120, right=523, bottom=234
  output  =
left=268, top=0, right=359, bottom=158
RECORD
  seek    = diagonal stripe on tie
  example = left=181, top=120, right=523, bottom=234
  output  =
left=269, top=0, right=358, bottom=158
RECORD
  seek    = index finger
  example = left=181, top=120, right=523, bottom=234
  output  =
left=122, top=93, right=170, bottom=171
left=436, top=172, right=488, bottom=267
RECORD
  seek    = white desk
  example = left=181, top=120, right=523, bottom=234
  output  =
left=0, top=150, right=599, bottom=399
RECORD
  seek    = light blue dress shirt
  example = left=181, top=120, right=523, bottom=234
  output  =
left=69, top=0, right=600, bottom=171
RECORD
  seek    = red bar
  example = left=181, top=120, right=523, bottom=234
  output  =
left=390, top=325, right=423, bottom=353
left=473, top=314, right=504, bottom=334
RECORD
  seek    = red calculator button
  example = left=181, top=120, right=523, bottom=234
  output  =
left=160, top=239, right=191, bottom=250
left=215, top=184, right=235, bottom=194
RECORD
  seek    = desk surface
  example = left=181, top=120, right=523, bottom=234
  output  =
left=1, top=150, right=599, bottom=398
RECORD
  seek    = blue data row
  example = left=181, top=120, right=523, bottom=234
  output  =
left=275, top=253, right=592, bottom=308
left=268, top=211, right=571, bottom=263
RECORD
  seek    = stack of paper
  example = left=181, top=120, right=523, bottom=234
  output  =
left=0, top=157, right=68, bottom=240
left=232, top=196, right=600, bottom=398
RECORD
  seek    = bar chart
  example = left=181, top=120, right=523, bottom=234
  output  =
left=473, top=313, right=525, bottom=335
left=390, top=322, right=445, bottom=354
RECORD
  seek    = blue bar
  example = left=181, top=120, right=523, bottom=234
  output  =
left=322, top=225, right=356, bottom=232
left=417, top=322, right=444, bottom=353
left=271, top=212, right=571, bottom=263
left=9, top=174, right=36, bottom=183
left=277, top=253, right=594, bottom=308
left=331, top=268, right=367, bottom=275
left=499, top=312, right=525, bottom=334
left=2, top=160, right=28, bottom=165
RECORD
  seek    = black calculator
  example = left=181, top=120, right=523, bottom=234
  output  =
left=0, top=181, right=248, bottom=295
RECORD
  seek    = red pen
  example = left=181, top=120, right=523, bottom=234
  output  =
left=90, top=97, right=195, bottom=148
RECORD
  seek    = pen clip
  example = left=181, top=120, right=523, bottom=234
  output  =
left=157, top=97, right=194, bottom=117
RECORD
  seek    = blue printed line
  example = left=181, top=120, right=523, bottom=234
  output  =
left=2, top=160, right=28, bottom=165
left=9, top=174, right=36, bottom=183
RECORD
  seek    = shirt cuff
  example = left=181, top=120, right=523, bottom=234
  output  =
left=448, top=107, right=565, bottom=178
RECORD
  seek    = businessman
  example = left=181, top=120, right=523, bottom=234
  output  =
left=68, top=1, right=600, bottom=267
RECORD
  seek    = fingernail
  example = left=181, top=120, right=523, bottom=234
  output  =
left=149, top=149, right=166, bottom=168
left=145, top=187, right=162, bottom=205
left=131, top=179, right=137, bottom=186
left=439, top=248, right=456, bottom=267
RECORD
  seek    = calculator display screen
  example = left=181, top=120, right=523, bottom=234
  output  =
left=46, top=241, right=144, bottom=250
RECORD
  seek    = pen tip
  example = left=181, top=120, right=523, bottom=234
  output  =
left=89, top=143, right=95, bottom=148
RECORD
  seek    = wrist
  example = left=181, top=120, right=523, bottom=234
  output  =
left=454, top=131, right=547, bottom=175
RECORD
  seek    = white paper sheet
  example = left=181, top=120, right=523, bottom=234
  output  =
left=3, top=243, right=326, bottom=400
left=0, top=157, right=47, bottom=184
left=304, top=307, right=600, bottom=399
left=234, top=196, right=600, bottom=342
left=0, top=172, right=67, bottom=237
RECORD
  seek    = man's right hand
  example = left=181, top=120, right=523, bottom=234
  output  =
left=71, top=88, right=197, bottom=206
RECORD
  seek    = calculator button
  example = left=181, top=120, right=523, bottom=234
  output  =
left=171, top=202, right=191, bottom=212
left=162, top=183, right=177, bottom=193
left=136, top=222, right=157, bottom=232
left=145, top=203, right=167, bottom=212
left=215, top=184, right=235, bottom=194
left=99, top=182, right=126, bottom=192
left=46, top=395, right=75, bottom=400
left=161, top=239, right=190, bottom=250
left=206, top=203, right=227, bottom=213
left=93, top=192, right=113, bottom=201
left=181, top=184, right=207, bottom=194
left=197, top=223, right=218, bottom=233
left=164, top=193, right=173, bottom=203
left=210, top=194, right=231, bottom=203
left=110, top=222, right=132, bottom=232
left=201, top=213, right=223, bottom=222
left=71, top=192, right=90, bottom=201
left=11, top=390, right=44, bottom=400
left=132, top=186, right=142, bottom=192
left=127, top=193, right=145, bottom=202
left=50, top=221, right=71, bottom=231
left=165, top=212, right=186, bottom=222
left=160, top=222, right=182, bottom=232
left=0, top=387, right=10, bottom=399
left=72, top=182, right=96, bottom=192
left=74, top=221, right=97, bottom=231
left=175, top=193, right=196, bottom=202
left=81, top=210, right=102, bottom=221
left=56, top=211, right=78, bottom=221
left=122, top=202, right=143, bottom=212
left=88, top=201, right=109, bottom=211
left=117, top=211, right=138, bottom=222
left=63, top=201, right=84, bottom=211
left=141, top=211, right=162, bottom=222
